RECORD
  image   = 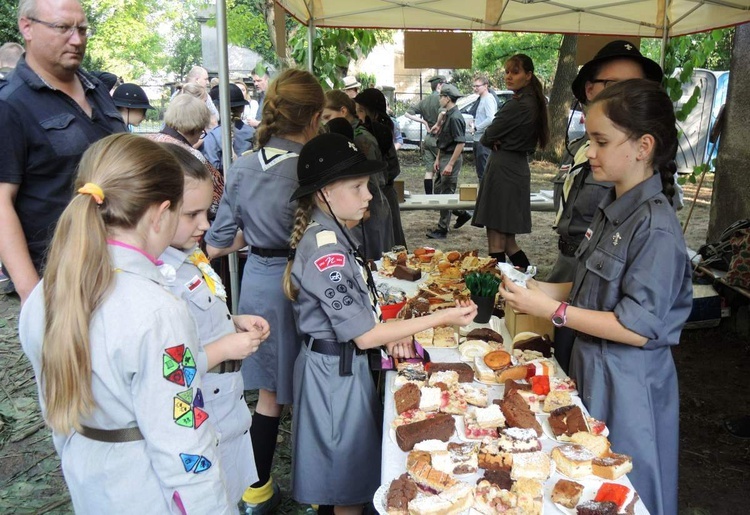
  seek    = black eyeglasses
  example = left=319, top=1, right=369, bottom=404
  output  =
left=590, top=78, right=619, bottom=88
left=28, top=17, right=92, bottom=38
left=472, top=83, right=487, bottom=89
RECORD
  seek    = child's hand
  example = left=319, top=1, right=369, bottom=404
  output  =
left=386, top=337, right=418, bottom=359
left=233, top=315, right=270, bottom=341
left=499, top=276, right=557, bottom=319
left=222, top=329, right=264, bottom=361
left=441, top=300, right=478, bottom=327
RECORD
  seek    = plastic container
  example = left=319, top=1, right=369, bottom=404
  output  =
left=471, top=294, right=494, bottom=324
left=380, top=301, right=406, bottom=320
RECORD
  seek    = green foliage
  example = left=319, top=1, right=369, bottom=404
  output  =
left=0, top=3, right=21, bottom=44
left=465, top=272, right=501, bottom=298
left=289, top=25, right=390, bottom=89
left=168, top=1, right=203, bottom=79
left=449, top=70, right=475, bottom=97
left=356, top=72, right=377, bottom=89
left=223, top=0, right=277, bottom=64
left=472, top=32, right=562, bottom=89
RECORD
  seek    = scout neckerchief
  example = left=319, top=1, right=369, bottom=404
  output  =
left=187, top=248, right=227, bottom=302
left=553, top=141, right=591, bottom=228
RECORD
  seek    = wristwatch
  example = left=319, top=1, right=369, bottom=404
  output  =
left=551, top=302, right=569, bottom=328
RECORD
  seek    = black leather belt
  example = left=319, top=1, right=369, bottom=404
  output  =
left=79, top=425, right=144, bottom=443
left=306, top=336, right=365, bottom=377
left=250, top=246, right=288, bottom=258
left=208, top=359, right=243, bottom=374
left=577, top=332, right=604, bottom=345
left=558, top=237, right=580, bottom=257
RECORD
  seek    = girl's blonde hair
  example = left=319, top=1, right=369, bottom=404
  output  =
left=255, top=69, right=325, bottom=149
left=165, top=94, right=210, bottom=137
left=42, top=133, right=184, bottom=434
left=282, top=195, right=316, bottom=301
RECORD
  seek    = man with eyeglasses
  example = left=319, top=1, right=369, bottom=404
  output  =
left=548, top=40, right=662, bottom=373
left=0, top=0, right=126, bottom=302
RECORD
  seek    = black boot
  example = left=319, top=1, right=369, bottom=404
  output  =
left=423, top=178, right=433, bottom=195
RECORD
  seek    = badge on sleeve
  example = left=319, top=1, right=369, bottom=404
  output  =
left=329, top=271, right=342, bottom=283
left=186, top=275, right=202, bottom=292
left=315, top=253, right=346, bottom=272
left=584, top=227, right=593, bottom=240
left=316, top=230, right=338, bottom=248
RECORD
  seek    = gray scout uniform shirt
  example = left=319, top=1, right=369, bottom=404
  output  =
left=292, top=208, right=378, bottom=342
left=568, top=173, right=692, bottom=515
left=206, top=136, right=301, bottom=250
left=19, top=244, right=234, bottom=514
left=160, top=245, right=257, bottom=503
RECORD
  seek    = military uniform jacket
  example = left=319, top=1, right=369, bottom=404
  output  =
left=19, top=244, right=233, bottom=514
left=437, top=105, right=466, bottom=153
left=407, top=91, right=441, bottom=127
left=480, top=86, right=539, bottom=153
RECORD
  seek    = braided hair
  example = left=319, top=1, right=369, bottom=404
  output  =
left=255, top=69, right=325, bottom=149
left=589, top=79, right=678, bottom=202
left=282, top=195, right=315, bottom=301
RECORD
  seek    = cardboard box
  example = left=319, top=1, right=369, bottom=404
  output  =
left=459, top=183, right=478, bottom=201
left=393, top=179, right=405, bottom=203
left=505, top=307, right=554, bottom=341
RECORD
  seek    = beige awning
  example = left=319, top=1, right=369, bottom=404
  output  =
left=277, top=0, right=750, bottom=37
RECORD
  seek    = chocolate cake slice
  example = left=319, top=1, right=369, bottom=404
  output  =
left=394, top=382, right=421, bottom=415
left=427, top=362, right=474, bottom=383
left=512, top=334, right=553, bottom=357
left=549, top=405, right=588, bottom=437
left=500, top=391, right=542, bottom=436
left=396, top=413, right=455, bottom=451
left=386, top=473, right=418, bottom=513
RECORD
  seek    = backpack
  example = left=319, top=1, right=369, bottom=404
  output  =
left=698, top=219, right=750, bottom=271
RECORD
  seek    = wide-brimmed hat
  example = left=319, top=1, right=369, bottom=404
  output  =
left=209, top=84, right=249, bottom=108
left=112, top=83, right=153, bottom=110
left=354, top=88, right=387, bottom=113
left=428, top=75, right=446, bottom=84
left=291, top=133, right=385, bottom=201
left=342, top=75, right=362, bottom=90
left=571, top=40, right=663, bottom=104
left=439, top=83, right=462, bottom=101
left=326, top=118, right=355, bottom=140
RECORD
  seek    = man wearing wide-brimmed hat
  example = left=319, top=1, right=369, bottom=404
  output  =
left=342, top=75, right=361, bottom=98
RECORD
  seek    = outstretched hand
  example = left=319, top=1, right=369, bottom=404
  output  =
left=442, top=299, right=478, bottom=327
left=499, top=276, right=556, bottom=319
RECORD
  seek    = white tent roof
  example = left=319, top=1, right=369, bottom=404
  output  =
left=277, top=0, right=750, bottom=37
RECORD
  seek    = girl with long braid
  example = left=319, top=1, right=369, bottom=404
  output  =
left=283, top=133, right=476, bottom=513
left=205, top=69, right=325, bottom=512
left=500, top=80, right=692, bottom=515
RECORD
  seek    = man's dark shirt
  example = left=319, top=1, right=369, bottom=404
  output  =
left=436, top=105, right=466, bottom=152
left=0, top=56, right=126, bottom=273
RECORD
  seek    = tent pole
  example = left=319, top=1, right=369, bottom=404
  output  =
left=659, top=0, right=670, bottom=68
left=307, top=18, right=315, bottom=72
left=215, top=0, right=240, bottom=314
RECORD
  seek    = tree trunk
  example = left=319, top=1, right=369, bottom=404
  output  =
left=707, top=23, right=750, bottom=242
left=538, top=34, right=578, bottom=163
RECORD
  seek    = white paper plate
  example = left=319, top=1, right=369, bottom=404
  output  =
left=373, top=483, right=389, bottom=515
left=545, top=476, right=635, bottom=514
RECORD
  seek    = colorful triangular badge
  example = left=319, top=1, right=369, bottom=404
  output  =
left=194, top=456, right=212, bottom=473
left=182, top=347, right=196, bottom=368
left=193, top=407, right=209, bottom=429
left=193, top=388, right=204, bottom=409
left=179, top=453, right=200, bottom=472
left=165, top=344, right=185, bottom=363
left=176, top=388, right=193, bottom=404
left=173, top=398, right=191, bottom=421
left=163, top=354, right=180, bottom=378
left=183, top=366, right=196, bottom=387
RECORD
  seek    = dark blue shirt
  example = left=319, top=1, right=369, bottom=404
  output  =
left=0, top=56, right=126, bottom=272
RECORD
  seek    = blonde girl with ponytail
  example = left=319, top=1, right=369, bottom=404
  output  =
left=204, top=68, right=324, bottom=511
left=19, top=134, right=236, bottom=514
left=285, top=133, right=477, bottom=513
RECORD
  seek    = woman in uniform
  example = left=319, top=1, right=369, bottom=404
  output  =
left=471, top=54, right=549, bottom=268
left=283, top=133, right=477, bottom=514
left=205, top=69, right=325, bottom=512
left=500, top=80, right=692, bottom=515
left=322, top=90, right=394, bottom=259
left=19, top=134, right=236, bottom=513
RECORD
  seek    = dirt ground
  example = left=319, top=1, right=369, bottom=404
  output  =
left=0, top=150, right=747, bottom=514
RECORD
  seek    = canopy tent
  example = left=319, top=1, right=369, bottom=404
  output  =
left=275, top=0, right=750, bottom=38
left=213, top=0, right=750, bottom=311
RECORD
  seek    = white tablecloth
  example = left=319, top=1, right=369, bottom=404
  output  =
left=399, top=191, right=554, bottom=212
left=377, top=314, right=649, bottom=514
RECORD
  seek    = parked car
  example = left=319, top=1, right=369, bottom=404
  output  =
left=396, top=90, right=514, bottom=150
left=397, top=90, right=586, bottom=150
